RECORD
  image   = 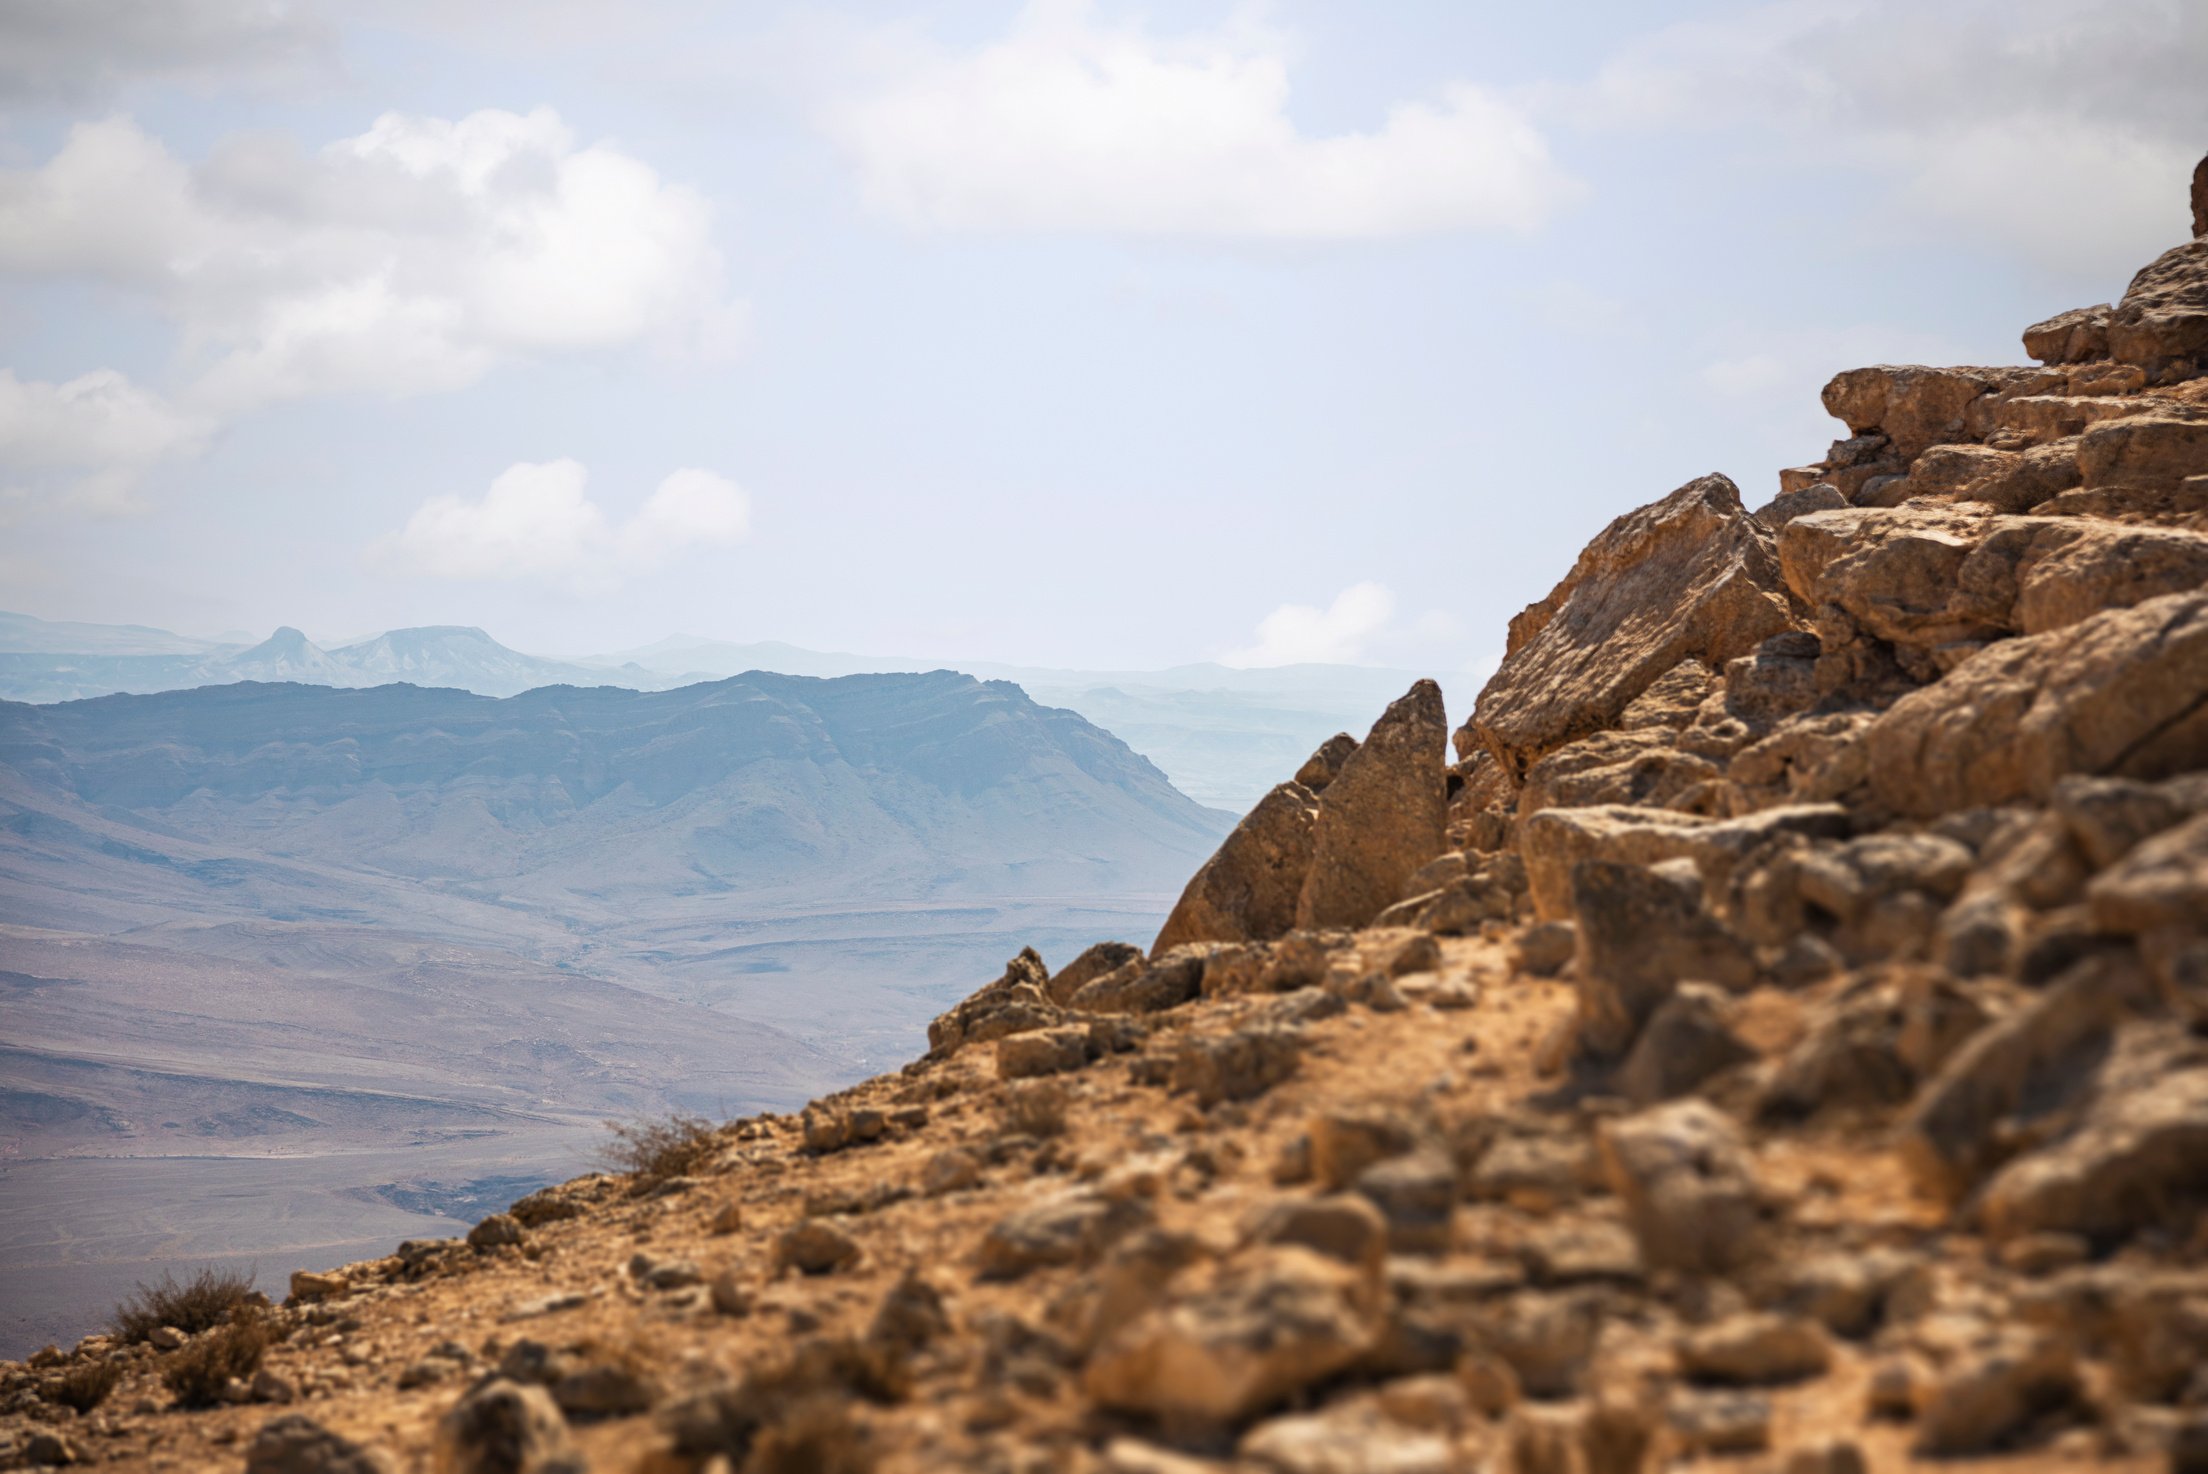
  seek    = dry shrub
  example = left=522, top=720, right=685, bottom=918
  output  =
left=160, top=1305, right=276, bottom=1408
left=111, top=1265, right=257, bottom=1343
left=46, top=1359, right=122, bottom=1413
left=600, top=1113, right=721, bottom=1180
left=1001, top=1079, right=1069, bottom=1139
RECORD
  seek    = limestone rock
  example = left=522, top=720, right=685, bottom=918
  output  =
left=1518, top=727, right=1720, bottom=819
left=1154, top=784, right=1320, bottom=954
left=1169, top=1025, right=1303, bottom=1106
left=978, top=1190, right=1150, bottom=1282
left=1598, top=1101, right=1761, bottom=1274
left=1049, top=941, right=1146, bottom=1006
left=246, top=1415, right=398, bottom=1474
left=1353, top=1149, right=1457, bottom=1256
left=1913, top=1327, right=2079, bottom=1457
left=2023, top=306, right=2112, bottom=366
left=776, top=1220, right=862, bottom=1276
left=1244, top=1195, right=1388, bottom=1278
left=1978, top=1026, right=2208, bottom=1243
left=1467, top=1292, right=1601, bottom=1400
left=433, top=1380, right=584, bottom=1474
left=1823, top=364, right=2036, bottom=462
left=1667, top=1390, right=1772, bottom=1455
left=1757, top=977, right=1919, bottom=1122
left=1296, top=681, right=1447, bottom=931
left=1677, top=1315, right=1832, bottom=1386
left=1900, top=952, right=2157, bottom=1201
left=466, top=1214, right=525, bottom=1252
left=1865, top=590, right=2208, bottom=817
left=2087, top=810, right=2208, bottom=933
left=2077, top=415, right=2208, bottom=499
left=1754, top=481, right=1847, bottom=528
left=2053, top=773, right=2200, bottom=871
left=1780, top=506, right=2208, bottom=667
left=1309, top=1110, right=1420, bottom=1193
left=997, top=1025, right=1098, bottom=1080
left=1467, top=474, right=1795, bottom=777
left=1617, top=983, right=1755, bottom=1105
left=928, top=948, right=1063, bottom=1055
left=2108, top=239, right=2208, bottom=373
left=1570, top=859, right=1755, bottom=1059
left=1294, top=733, right=1359, bottom=793
left=1519, top=802, right=1849, bottom=922
left=1076, top=947, right=1210, bottom=1014
left=1238, top=1403, right=1453, bottom=1474
left=1083, top=1247, right=1377, bottom=1426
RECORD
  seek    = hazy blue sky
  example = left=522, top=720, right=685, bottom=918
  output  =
left=3, top=0, right=2203, bottom=670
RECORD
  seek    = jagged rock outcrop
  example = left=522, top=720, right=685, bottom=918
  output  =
left=1294, top=680, right=1447, bottom=931
left=1863, top=589, right=2208, bottom=816
left=1152, top=783, right=1320, bottom=955
left=1464, top=474, right=1798, bottom=778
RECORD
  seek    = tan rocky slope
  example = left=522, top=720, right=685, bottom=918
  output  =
left=8, top=166, right=2208, bottom=1474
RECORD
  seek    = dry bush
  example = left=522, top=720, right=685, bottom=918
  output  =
left=600, top=1113, right=720, bottom=1180
left=111, top=1265, right=257, bottom=1343
left=46, top=1359, right=122, bottom=1413
left=1001, top=1080, right=1069, bottom=1139
left=160, top=1306, right=276, bottom=1408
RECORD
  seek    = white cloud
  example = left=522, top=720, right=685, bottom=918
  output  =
left=1223, top=582, right=1398, bottom=668
left=0, top=107, right=746, bottom=510
left=1556, top=0, right=2207, bottom=277
left=374, top=460, right=751, bottom=590
left=619, top=467, right=753, bottom=566
left=0, top=369, right=213, bottom=514
left=0, top=109, right=746, bottom=412
left=825, top=1, right=1576, bottom=239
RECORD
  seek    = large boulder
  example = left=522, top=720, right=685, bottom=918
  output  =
left=1518, top=801, right=1850, bottom=921
left=1778, top=506, right=2208, bottom=659
left=1864, top=590, right=2208, bottom=817
left=1294, top=680, right=1447, bottom=931
left=2076, top=415, right=2208, bottom=500
left=2023, top=306, right=2111, bottom=366
left=2107, top=238, right=2208, bottom=374
left=1819, top=365, right=2023, bottom=463
left=1977, top=1026, right=2208, bottom=1244
left=1597, top=1101, right=1762, bottom=1275
left=1083, top=1246, right=1377, bottom=1426
left=1047, top=941, right=1145, bottom=1005
left=1570, top=860, right=1756, bottom=1059
left=927, top=948, right=1063, bottom=1054
left=1152, top=784, right=1319, bottom=955
left=1464, top=475, right=1796, bottom=778
left=2087, top=810, right=2208, bottom=933
left=1899, top=952, right=2158, bottom=1202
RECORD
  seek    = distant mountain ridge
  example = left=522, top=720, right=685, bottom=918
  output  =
left=0, top=611, right=1440, bottom=809
left=0, top=614, right=693, bottom=704
left=0, top=670, right=1229, bottom=904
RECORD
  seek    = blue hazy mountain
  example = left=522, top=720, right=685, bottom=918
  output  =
left=0, top=614, right=696, bottom=703
left=0, top=613, right=1436, bottom=808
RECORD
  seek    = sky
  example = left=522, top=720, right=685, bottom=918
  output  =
left=1, top=0, right=2203, bottom=672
